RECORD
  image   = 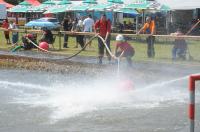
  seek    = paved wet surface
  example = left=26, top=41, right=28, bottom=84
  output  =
left=0, top=50, right=200, bottom=132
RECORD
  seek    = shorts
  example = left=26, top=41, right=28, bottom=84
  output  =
left=4, top=31, right=9, bottom=39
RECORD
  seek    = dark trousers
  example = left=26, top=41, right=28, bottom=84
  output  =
left=76, top=35, right=84, bottom=48
left=146, top=36, right=155, bottom=58
left=12, top=33, right=18, bottom=44
left=98, top=35, right=111, bottom=61
left=63, top=33, right=68, bottom=47
left=172, top=47, right=186, bottom=60
left=116, top=50, right=134, bottom=67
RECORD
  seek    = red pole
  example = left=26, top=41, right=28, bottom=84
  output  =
left=189, top=75, right=200, bottom=132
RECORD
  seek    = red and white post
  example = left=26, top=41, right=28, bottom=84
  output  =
left=189, top=75, right=200, bottom=132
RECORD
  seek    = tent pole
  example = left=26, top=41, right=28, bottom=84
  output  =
left=112, top=9, right=115, bottom=26
left=136, top=15, right=138, bottom=33
left=142, top=9, right=144, bottom=25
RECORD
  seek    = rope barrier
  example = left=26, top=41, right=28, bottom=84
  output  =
left=2, top=27, right=199, bottom=62
left=1, top=28, right=200, bottom=40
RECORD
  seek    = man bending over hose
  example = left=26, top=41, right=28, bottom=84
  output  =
left=113, top=34, right=135, bottom=67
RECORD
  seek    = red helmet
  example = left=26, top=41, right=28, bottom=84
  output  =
left=25, top=34, right=33, bottom=38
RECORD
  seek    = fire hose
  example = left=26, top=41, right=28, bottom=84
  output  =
left=26, top=34, right=122, bottom=60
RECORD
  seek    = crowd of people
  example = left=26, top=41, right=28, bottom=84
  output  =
left=1, top=14, right=196, bottom=65
left=62, top=14, right=94, bottom=49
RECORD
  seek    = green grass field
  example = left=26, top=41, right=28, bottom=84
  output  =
left=0, top=31, right=200, bottom=65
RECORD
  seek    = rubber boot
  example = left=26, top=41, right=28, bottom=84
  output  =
left=98, top=56, right=103, bottom=64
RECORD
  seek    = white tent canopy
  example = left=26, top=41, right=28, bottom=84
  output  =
left=156, top=0, right=200, bottom=10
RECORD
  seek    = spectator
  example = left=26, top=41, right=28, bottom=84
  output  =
left=123, top=21, right=127, bottom=29
left=171, top=28, right=188, bottom=60
left=62, top=17, right=72, bottom=48
left=40, top=28, right=53, bottom=44
left=71, top=18, right=84, bottom=49
left=113, top=34, right=135, bottom=67
left=22, top=33, right=37, bottom=50
left=83, top=14, right=94, bottom=49
left=2, top=19, right=10, bottom=44
left=9, top=20, right=18, bottom=45
left=137, top=16, right=156, bottom=58
left=127, top=20, right=133, bottom=29
left=83, top=14, right=94, bottom=32
left=11, top=33, right=37, bottom=52
left=94, top=14, right=112, bottom=64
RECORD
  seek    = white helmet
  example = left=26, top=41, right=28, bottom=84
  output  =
left=116, top=34, right=125, bottom=41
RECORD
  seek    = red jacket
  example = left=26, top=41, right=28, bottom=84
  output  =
left=94, top=19, right=111, bottom=37
left=2, top=21, right=9, bottom=29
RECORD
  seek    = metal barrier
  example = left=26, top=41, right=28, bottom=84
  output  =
left=189, top=75, right=200, bottom=132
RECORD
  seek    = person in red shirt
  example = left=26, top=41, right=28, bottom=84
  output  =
left=114, top=34, right=135, bottom=67
left=2, top=19, right=10, bottom=44
left=137, top=16, right=156, bottom=58
left=94, top=14, right=111, bottom=64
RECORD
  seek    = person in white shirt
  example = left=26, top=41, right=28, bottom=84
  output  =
left=83, top=14, right=94, bottom=49
left=83, top=14, right=94, bottom=32
left=9, top=21, right=19, bottom=45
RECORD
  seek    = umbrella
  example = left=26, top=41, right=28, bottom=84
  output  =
left=69, top=4, right=91, bottom=11
left=43, top=1, right=55, bottom=5
left=9, top=7, right=30, bottom=12
left=124, top=1, right=151, bottom=9
left=25, top=19, right=57, bottom=28
left=9, top=1, right=33, bottom=12
left=44, top=0, right=71, bottom=14
left=0, top=0, right=14, bottom=8
left=44, top=5, right=70, bottom=14
left=88, top=3, right=113, bottom=11
left=19, top=1, right=32, bottom=6
left=114, top=8, right=139, bottom=15
left=58, top=0, right=71, bottom=5
left=159, top=4, right=170, bottom=11
left=30, top=0, right=56, bottom=12
left=108, top=0, right=123, bottom=4
left=83, top=0, right=97, bottom=4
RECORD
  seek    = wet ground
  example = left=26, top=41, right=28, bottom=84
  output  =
left=0, top=50, right=200, bottom=132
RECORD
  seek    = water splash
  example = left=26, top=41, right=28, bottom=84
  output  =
left=0, top=75, right=192, bottom=121
left=117, top=58, right=120, bottom=77
left=141, top=75, right=189, bottom=90
left=1, top=71, right=200, bottom=122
